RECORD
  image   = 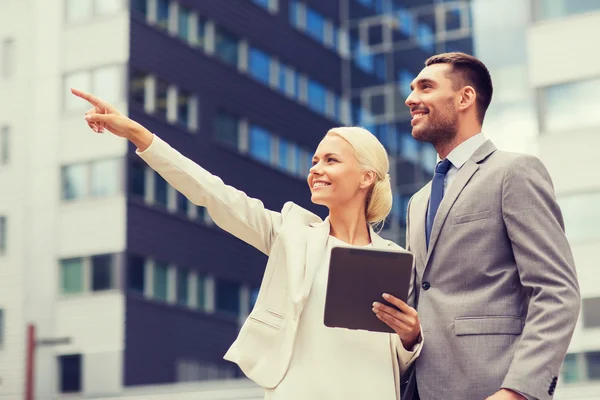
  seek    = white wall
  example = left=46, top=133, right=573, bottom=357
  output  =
left=0, top=0, right=130, bottom=398
left=0, top=0, right=37, bottom=398
left=528, top=9, right=600, bottom=399
left=55, top=293, right=125, bottom=397
left=527, top=11, right=600, bottom=88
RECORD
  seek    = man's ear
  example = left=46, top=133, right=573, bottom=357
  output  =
left=360, top=170, right=377, bottom=190
left=457, top=86, right=476, bottom=112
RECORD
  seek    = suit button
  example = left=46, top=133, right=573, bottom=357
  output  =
left=422, top=282, right=431, bottom=290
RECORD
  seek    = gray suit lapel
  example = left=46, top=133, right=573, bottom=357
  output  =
left=425, top=140, right=497, bottom=267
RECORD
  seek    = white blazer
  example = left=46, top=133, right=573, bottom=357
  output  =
left=137, top=135, right=423, bottom=397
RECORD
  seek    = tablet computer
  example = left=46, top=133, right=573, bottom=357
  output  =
left=324, top=246, right=414, bottom=334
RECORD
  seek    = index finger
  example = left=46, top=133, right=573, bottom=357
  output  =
left=382, top=293, right=414, bottom=314
left=71, top=88, right=104, bottom=108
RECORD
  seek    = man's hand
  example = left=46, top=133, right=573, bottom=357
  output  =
left=372, top=293, right=421, bottom=349
left=485, top=389, right=527, bottom=400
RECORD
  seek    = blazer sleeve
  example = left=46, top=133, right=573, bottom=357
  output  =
left=396, top=329, right=424, bottom=374
left=136, top=134, right=284, bottom=255
left=500, top=155, right=581, bottom=399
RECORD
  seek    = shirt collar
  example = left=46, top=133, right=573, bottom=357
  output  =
left=436, top=133, right=487, bottom=170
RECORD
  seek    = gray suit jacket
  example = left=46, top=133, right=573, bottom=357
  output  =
left=405, top=140, right=581, bottom=400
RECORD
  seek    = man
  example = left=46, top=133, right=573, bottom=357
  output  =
left=399, top=52, right=580, bottom=400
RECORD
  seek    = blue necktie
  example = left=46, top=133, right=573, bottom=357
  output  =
left=426, top=159, right=452, bottom=248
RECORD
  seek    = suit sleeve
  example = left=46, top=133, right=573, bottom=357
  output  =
left=500, top=155, right=581, bottom=399
left=136, top=134, right=284, bottom=255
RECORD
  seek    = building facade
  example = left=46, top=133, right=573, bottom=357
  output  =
left=527, top=1, right=600, bottom=399
left=0, top=0, right=474, bottom=398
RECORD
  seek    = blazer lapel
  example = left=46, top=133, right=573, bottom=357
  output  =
left=424, top=140, right=497, bottom=267
left=297, top=218, right=331, bottom=305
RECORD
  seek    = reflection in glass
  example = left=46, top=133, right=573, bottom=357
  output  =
left=544, top=78, right=600, bottom=133
left=153, top=262, right=169, bottom=301
left=559, top=192, right=600, bottom=243
left=306, top=7, right=325, bottom=42
left=156, top=0, right=170, bottom=30
left=249, top=125, right=272, bottom=164
left=90, top=159, right=120, bottom=197
left=62, top=164, right=88, bottom=200
left=178, top=6, right=191, bottom=42
left=215, top=28, right=239, bottom=67
left=91, top=254, right=112, bottom=291
left=249, top=47, right=271, bottom=85
left=154, top=172, right=168, bottom=207
left=61, top=258, right=84, bottom=294
left=215, top=279, right=240, bottom=316
left=215, top=111, right=239, bottom=148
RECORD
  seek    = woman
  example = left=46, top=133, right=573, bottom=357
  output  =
left=72, top=88, right=423, bottom=399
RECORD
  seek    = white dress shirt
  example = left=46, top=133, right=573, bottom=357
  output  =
left=437, top=132, right=487, bottom=194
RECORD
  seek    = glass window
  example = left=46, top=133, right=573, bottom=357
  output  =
left=307, top=80, right=326, bottom=114
left=215, top=28, right=239, bottom=67
left=95, top=0, right=121, bottom=16
left=196, top=274, right=206, bottom=310
left=374, top=54, right=386, bottom=81
left=59, top=354, right=82, bottom=393
left=543, top=78, right=600, bottom=132
left=66, top=0, right=93, bottom=23
left=153, top=262, right=169, bottom=301
left=0, top=216, right=5, bottom=254
left=249, top=125, right=272, bottom=164
left=417, top=23, right=434, bottom=53
left=582, top=297, right=600, bottom=328
left=293, top=146, right=303, bottom=176
left=305, top=7, right=325, bottom=42
left=250, top=287, right=259, bottom=309
left=128, top=255, right=145, bottom=294
left=248, top=47, right=271, bottom=85
left=178, top=6, right=191, bottom=42
left=586, top=352, right=600, bottom=380
left=131, top=0, right=147, bottom=16
left=61, top=258, right=84, bottom=294
left=154, top=172, right=168, bottom=207
left=398, top=69, right=415, bottom=97
left=400, top=132, right=420, bottom=163
left=559, top=192, right=600, bottom=243
left=289, top=0, right=299, bottom=26
left=535, top=0, right=600, bottom=21
left=396, top=8, right=414, bottom=37
left=252, top=0, right=270, bottom=10
left=215, top=111, right=239, bottom=148
left=90, top=159, right=120, bottom=198
left=386, top=125, right=399, bottom=156
left=93, top=65, right=122, bottom=105
left=177, top=192, right=189, bottom=215
left=155, top=78, right=169, bottom=120
left=278, top=138, right=290, bottom=171
left=91, top=254, right=112, bottom=291
left=194, top=16, right=206, bottom=48
left=215, top=279, right=240, bottom=316
left=62, top=164, right=88, bottom=201
left=560, top=353, right=580, bottom=383
left=278, top=63, right=288, bottom=93
left=352, top=36, right=374, bottom=73
left=130, top=161, right=146, bottom=198
left=176, top=268, right=190, bottom=306
left=64, top=71, right=91, bottom=111
left=1, top=39, right=13, bottom=79
left=1, top=125, right=9, bottom=165
left=156, top=0, right=170, bottom=29
left=0, top=309, right=4, bottom=346
left=129, top=69, right=147, bottom=108
left=177, top=89, right=191, bottom=127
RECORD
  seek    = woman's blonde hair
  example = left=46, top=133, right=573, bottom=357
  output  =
left=326, top=126, right=392, bottom=229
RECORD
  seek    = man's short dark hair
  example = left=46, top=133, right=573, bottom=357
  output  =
left=425, top=52, right=493, bottom=124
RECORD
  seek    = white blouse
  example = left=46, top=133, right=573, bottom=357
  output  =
left=264, top=235, right=398, bottom=400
